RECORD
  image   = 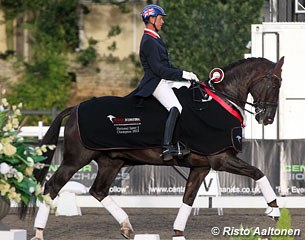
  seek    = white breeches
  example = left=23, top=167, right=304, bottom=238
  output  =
left=152, top=79, right=182, bottom=113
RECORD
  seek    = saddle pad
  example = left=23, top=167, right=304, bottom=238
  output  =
left=77, top=87, right=242, bottom=154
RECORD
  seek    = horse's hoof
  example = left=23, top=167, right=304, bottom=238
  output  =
left=30, top=237, right=43, bottom=240
left=264, top=206, right=280, bottom=221
left=120, top=227, right=134, bottom=239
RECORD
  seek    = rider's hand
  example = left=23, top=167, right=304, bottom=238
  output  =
left=182, top=71, right=199, bottom=82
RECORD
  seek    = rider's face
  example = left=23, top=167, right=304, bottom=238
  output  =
left=151, top=15, right=164, bottom=31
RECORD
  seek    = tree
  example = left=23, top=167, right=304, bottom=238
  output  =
left=0, top=0, right=79, bottom=123
left=159, top=0, right=264, bottom=80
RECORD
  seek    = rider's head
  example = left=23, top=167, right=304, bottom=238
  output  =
left=141, top=4, right=166, bottom=32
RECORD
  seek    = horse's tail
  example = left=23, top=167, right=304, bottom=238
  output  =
left=19, top=106, right=74, bottom=220
left=34, top=106, right=74, bottom=185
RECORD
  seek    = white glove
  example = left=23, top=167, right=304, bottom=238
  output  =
left=182, top=71, right=199, bottom=82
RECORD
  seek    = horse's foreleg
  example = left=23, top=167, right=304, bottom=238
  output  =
left=173, top=167, right=210, bottom=238
left=256, top=176, right=280, bottom=219
left=90, top=156, right=133, bottom=239
left=209, top=151, right=280, bottom=220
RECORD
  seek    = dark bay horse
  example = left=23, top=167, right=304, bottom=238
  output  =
left=31, top=57, right=284, bottom=240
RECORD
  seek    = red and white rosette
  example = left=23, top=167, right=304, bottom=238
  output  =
left=209, top=68, right=224, bottom=84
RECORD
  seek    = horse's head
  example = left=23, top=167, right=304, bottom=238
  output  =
left=250, top=57, right=284, bottom=125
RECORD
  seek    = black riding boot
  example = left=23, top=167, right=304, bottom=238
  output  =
left=161, top=107, right=190, bottom=161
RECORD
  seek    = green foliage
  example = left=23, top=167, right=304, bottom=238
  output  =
left=229, top=225, right=257, bottom=240
left=1, top=0, right=79, bottom=124
left=33, top=1, right=79, bottom=50
left=77, top=38, right=99, bottom=67
left=8, top=52, right=70, bottom=124
left=0, top=98, right=54, bottom=206
left=272, top=208, right=294, bottom=240
left=108, top=25, right=122, bottom=38
left=159, top=0, right=264, bottom=80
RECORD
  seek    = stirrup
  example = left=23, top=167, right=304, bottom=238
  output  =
left=161, top=143, right=190, bottom=161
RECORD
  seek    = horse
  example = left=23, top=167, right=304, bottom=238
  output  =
left=30, top=57, right=284, bottom=240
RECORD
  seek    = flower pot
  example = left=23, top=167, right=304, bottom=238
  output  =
left=0, top=196, right=10, bottom=230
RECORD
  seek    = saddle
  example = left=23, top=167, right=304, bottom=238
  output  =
left=77, top=86, right=242, bottom=154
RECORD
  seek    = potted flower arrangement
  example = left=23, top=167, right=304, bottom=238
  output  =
left=0, top=93, right=53, bottom=219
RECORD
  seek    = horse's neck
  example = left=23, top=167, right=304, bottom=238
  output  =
left=216, top=62, right=267, bottom=108
left=214, top=75, right=250, bottom=109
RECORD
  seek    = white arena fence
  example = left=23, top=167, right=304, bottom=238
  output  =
left=18, top=125, right=305, bottom=209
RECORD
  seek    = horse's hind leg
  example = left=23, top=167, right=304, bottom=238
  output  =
left=173, top=166, right=211, bottom=238
left=90, top=155, right=133, bottom=239
left=32, top=155, right=93, bottom=240
left=33, top=135, right=95, bottom=239
left=208, top=150, right=280, bottom=220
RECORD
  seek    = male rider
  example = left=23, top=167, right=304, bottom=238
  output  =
left=133, top=4, right=199, bottom=161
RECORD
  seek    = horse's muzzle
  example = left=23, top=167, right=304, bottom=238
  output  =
left=255, top=113, right=274, bottom=125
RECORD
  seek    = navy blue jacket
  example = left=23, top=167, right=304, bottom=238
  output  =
left=132, top=31, right=183, bottom=97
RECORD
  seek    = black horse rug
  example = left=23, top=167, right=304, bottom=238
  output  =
left=77, top=86, right=243, bottom=155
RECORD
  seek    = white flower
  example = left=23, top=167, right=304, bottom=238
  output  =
left=3, top=123, right=13, bottom=132
left=48, top=145, right=56, bottom=150
left=16, top=136, right=24, bottom=142
left=3, top=143, right=17, bottom=156
left=1, top=136, right=13, bottom=144
left=35, top=148, right=43, bottom=156
left=43, top=194, right=54, bottom=207
left=40, top=145, right=48, bottom=153
left=14, top=109, right=21, bottom=116
left=1, top=98, right=8, bottom=107
left=25, top=167, right=34, bottom=176
left=15, top=171, right=24, bottom=183
left=29, top=186, right=35, bottom=193
left=12, top=118, right=19, bottom=128
left=0, top=162, right=11, bottom=175
left=27, top=157, right=34, bottom=167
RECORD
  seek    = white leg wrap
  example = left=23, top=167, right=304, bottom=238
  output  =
left=101, top=196, right=128, bottom=224
left=34, top=202, right=50, bottom=229
left=256, top=176, right=277, bottom=203
left=172, top=237, right=186, bottom=240
left=173, top=203, right=192, bottom=231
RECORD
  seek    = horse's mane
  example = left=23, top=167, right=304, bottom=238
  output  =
left=216, top=57, right=274, bottom=88
left=222, top=57, right=273, bottom=72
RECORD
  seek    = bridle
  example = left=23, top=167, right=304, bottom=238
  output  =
left=203, top=70, right=282, bottom=116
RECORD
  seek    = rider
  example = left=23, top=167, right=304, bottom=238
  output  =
left=133, top=4, right=199, bottom=161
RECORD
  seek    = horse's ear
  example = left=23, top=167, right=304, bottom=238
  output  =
left=273, top=56, right=285, bottom=74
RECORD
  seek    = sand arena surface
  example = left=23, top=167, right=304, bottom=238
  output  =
left=3, top=208, right=305, bottom=240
